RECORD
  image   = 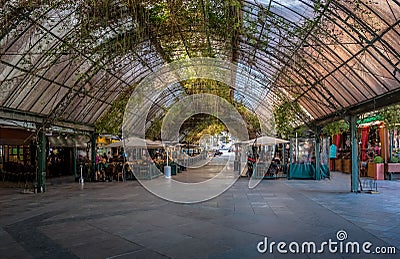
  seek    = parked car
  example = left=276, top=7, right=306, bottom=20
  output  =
left=214, top=150, right=223, bottom=156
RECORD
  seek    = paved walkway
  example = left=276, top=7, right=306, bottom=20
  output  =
left=171, top=153, right=226, bottom=183
left=0, top=161, right=399, bottom=258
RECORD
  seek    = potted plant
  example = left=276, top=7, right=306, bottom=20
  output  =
left=367, top=155, right=384, bottom=180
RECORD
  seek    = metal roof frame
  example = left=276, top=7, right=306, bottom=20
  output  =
left=0, top=0, right=399, bottom=134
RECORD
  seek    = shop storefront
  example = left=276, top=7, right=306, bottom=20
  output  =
left=329, top=114, right=397, bottom=180
left=0, top=127, right=36, bottom=183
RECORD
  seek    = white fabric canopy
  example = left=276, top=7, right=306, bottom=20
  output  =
left=106, top=137, right=165, bottom=148
left=236, top=135, right=288, bottom=146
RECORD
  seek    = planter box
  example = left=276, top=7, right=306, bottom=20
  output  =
left=343, top=159, right=351, bottom=174
left=334, top=159, right=343, bottom=172
left=387, top=163, right=400, bottom=173
left=367, top=163, right=384, bottom=180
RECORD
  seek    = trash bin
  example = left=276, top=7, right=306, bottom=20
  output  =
left=171, top=164, right=177, bottom=175
left=164, top=166, right=171, bottom=178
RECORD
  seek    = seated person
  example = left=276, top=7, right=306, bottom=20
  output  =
left=273, top=157, right=281, bottom=172
left=97, top=158, right=108, bottom=181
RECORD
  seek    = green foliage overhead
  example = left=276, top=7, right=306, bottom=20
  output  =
left=181, top=78, right=231, bottom=100
left=380, top=104, right=400, bottom=130
left=273, top=100, right=304, bottom=139
left=142, top=97, right=261, bottom=143
left=184, top=117, right=226, bottom=144
left=322, top=119, right=349, bottom=136
left=177, top=78, right=260, bottom=140
left=235, top=104, right=261, bottom=138
left=146, top=117, right=163, bottom=140
left=148, top=2, right=170, bottom=24
left=95, top=85, right=135, bottom=135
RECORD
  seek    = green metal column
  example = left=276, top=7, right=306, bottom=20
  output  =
left=288, top=138, right=293, bottom=179
left=389, top=130, right=394, bottom=180
left=2, top=144, right=4, bottom=165
left=282, top=144, right=287, bottom=175
left=30, top=140, right=36, bottom=166
left=389, top=130, right=393, bottom=161
left=37, top=130, right=47, bottom=193
left=315, top=127, right=321, bottom=180
left=91, top=133, right=97, bottom=180
left=350, top=115, right=359, bottom=192
left=73, top=140, right=77, bottom=181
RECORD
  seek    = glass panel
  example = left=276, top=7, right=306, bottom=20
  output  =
left=87, top=104, right=109, bottom=125
left=322, top=76, right=351, bottom=108
left=290, top=137, right=315, bottom=165
left=25, top=84, right=63, bottom=115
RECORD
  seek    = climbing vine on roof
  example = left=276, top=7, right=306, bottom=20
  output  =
left=322, top=119, right=349, bottom=137
left=181, top=78, right=231, bottom=101
left=380, top=104, right=400, bottom=130
left=273, top=99, right=308, bottom=139
left=144, top=77, right=261, bottom=142
left=183, top=116, right=226, bottom=144
left=94, top=85, right=136, bottom=135
left=1, top=0, right=397, bottom=136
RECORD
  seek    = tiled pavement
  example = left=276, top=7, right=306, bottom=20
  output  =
left=0, top=163, right=399, bottom=258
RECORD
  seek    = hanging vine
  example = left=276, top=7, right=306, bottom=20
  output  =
left=94, top=84, right=136, bottom=135
left=183, top=116, right=226, bottom=144
left=380, top=104, right=400, bottom=130
left=273, top=99, right=305, bottom=139
left=322, top=119, right=349, bottom=137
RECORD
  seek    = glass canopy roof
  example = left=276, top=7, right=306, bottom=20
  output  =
left=1, top=0, right=399, bottom=133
